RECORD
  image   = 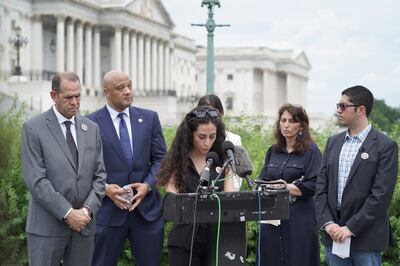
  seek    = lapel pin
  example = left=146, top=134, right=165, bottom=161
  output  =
left=81, top=124, right=88, bottom=132
left=138, top=118, right=143, bottom=123
left=361, top=152, right=369, bottom=160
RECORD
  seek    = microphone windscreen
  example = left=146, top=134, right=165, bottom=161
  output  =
left=223, top=140, right=235, bottom=152
left=206, top=151, right=219, bottom=162
left=234, top=145, right=253, bottom=177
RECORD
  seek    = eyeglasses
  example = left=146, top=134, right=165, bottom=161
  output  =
left=191, top=109, right=219, bottom=118
left=336, top=103, right=360, bottom=111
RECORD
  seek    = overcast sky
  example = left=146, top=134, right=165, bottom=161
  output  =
left=165, top=0, right=400, bottom=115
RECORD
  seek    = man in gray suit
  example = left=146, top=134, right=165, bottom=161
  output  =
left=21, top=72, right=107, bottom=266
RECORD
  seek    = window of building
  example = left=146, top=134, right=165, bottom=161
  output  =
left=226, top=97, right=233, bottom=111
left=195, top=74, right=198, bottom=81
left=94, top=90, right=98, bottom=97
left=227, top=74, right=234, bottom=80
left=86, top=89, right=90, bottom=96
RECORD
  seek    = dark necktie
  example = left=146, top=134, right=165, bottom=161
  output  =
left=118, top=113, right=133, bottom=164
left=64, top=121, right=78, bottom=168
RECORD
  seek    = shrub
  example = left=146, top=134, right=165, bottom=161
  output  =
left=0, top=101, right=28, bottom=265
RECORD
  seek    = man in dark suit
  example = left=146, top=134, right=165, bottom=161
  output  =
left=88, top=70, right=167, bottom=266
left=21, top=72, right=107, bottom=266
left=316, top=85, right=398, bottom=265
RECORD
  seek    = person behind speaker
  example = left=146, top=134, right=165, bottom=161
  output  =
left=21, top=72, right=106, bottom=266
left=157, top=105, right=235, bottom=266
left=257, top=103, right=322, bottom=266
left=197, top=94, right=243, bottom=190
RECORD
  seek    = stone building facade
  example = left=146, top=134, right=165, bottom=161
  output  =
left=0, top=0, right=312, bottom=126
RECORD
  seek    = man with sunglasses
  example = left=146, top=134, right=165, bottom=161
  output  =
left=316, top=85, right=398, bottom=265
left=87, top=70, right=166, bottom=266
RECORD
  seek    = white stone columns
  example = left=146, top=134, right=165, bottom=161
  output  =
left=164, top=43, right=170, bottom=90
left=286, top=73, right=296, bottom=104
left=93, top=26, right=101, bottom=90
left=137, top=34, right=144, bottom=90
left=286, top=73, right=306, bottom=106
left=114, top=26, right=122, bottom=71
left=151, top=37, right=158, bottom=91
left=21, top=14, right=31, bottom=75
left=56, top=16, right=65, bottom=72
left=144, top=35, right=151, bottom=90
left=130, top=31, right=137, bottom=82
left=1, top=7, right=10, bottom=79
left=262, top=69, right=279, bottom=116
left=122, top=29, right=130, bottom=74
left=31, top=15, right=43, bottom=80
left=75, top=21, right=83, bottom=81
left=66, top=19, right=74, bottom=72
left=157, top=40, right=164, bottom=90
left=84, top=23, right=92, bottom=87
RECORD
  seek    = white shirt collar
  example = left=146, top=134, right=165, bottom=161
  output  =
left=52, top=105, right=75, bottom=125
left=106, top=104, right=130, bottom=121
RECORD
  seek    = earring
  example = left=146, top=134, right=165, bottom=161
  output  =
left=299, top=130, right=303, bottom=136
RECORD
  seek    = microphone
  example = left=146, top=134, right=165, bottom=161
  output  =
left=199, top=151, right=219, bottom=186
left=222, top=141, right=237, bottom=174
left=234, top=145, right=255, bottom=190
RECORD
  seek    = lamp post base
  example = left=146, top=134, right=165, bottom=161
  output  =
left=8, top=75, right=28, bottom=83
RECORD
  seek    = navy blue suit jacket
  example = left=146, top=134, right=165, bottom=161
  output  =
left=87, top=106, right=166, bottom=226
left=316, top=128, right=398, bottom=251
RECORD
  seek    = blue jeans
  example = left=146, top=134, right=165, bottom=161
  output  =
left=325, top=245, right=381, bottom=266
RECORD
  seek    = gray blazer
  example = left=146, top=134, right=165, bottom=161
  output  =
left=21, top=108, right=106, bottom=237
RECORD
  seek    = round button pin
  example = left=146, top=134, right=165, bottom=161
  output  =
left=361, top=152, right=369, bottom=160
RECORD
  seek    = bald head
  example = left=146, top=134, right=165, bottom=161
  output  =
left=103, top=70, right=129, bottom=90
left=103, top=70, right=133, bottom=112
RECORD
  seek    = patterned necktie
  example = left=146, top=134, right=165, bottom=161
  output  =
left=118, top=113, right=133, bottom=164
left=64, top=121, right=78, bottom=168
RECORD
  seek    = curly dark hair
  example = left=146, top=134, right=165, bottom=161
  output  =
left=273, top=103, right=313, bottom=155
left=157, top=106, right=226, bottom=192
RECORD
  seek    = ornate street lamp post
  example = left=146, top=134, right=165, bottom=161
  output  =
left=8, top=26, right=28, bottom=76
left=192, top=0, right=230, bottom=94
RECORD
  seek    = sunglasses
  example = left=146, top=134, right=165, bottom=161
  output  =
left=191, top=109, right=219, bottom=118
left=336, top=103, right=360, bottom=111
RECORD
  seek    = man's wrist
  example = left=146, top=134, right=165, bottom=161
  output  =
left=64, top=207, right=73, bottom=220
left=143, top=182, right=152, bottom=192
left=82, top=205, right=92, bottom=217
left=344, top=225, right=355, bottom=236
left=322, top=221, right=334, bottom=231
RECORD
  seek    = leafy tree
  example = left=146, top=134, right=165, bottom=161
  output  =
left=0, top=100, right=28, bottom=266
left=370, top=99, right=400, bottom=133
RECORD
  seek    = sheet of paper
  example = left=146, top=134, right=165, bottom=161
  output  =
left=260, top=219, right=281, bottom=226
left=332, top=237, right=351, bottom=259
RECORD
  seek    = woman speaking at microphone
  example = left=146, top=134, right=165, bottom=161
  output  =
left=257, top=104, right=322, bottom=266
left=157, top=105, right=234, bottom=266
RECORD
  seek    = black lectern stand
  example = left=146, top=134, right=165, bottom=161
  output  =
left=163, top=190, right=290, bottom=265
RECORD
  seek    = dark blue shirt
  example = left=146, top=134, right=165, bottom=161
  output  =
left=258, top=142, right=322, bottom=198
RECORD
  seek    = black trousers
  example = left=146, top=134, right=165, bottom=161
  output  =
left=168, top=246, right=208, bottom=266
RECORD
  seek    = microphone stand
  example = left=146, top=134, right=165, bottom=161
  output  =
left=243, top=174, right=255, bottom=191
left=210, top=159, right=231, bottom=192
